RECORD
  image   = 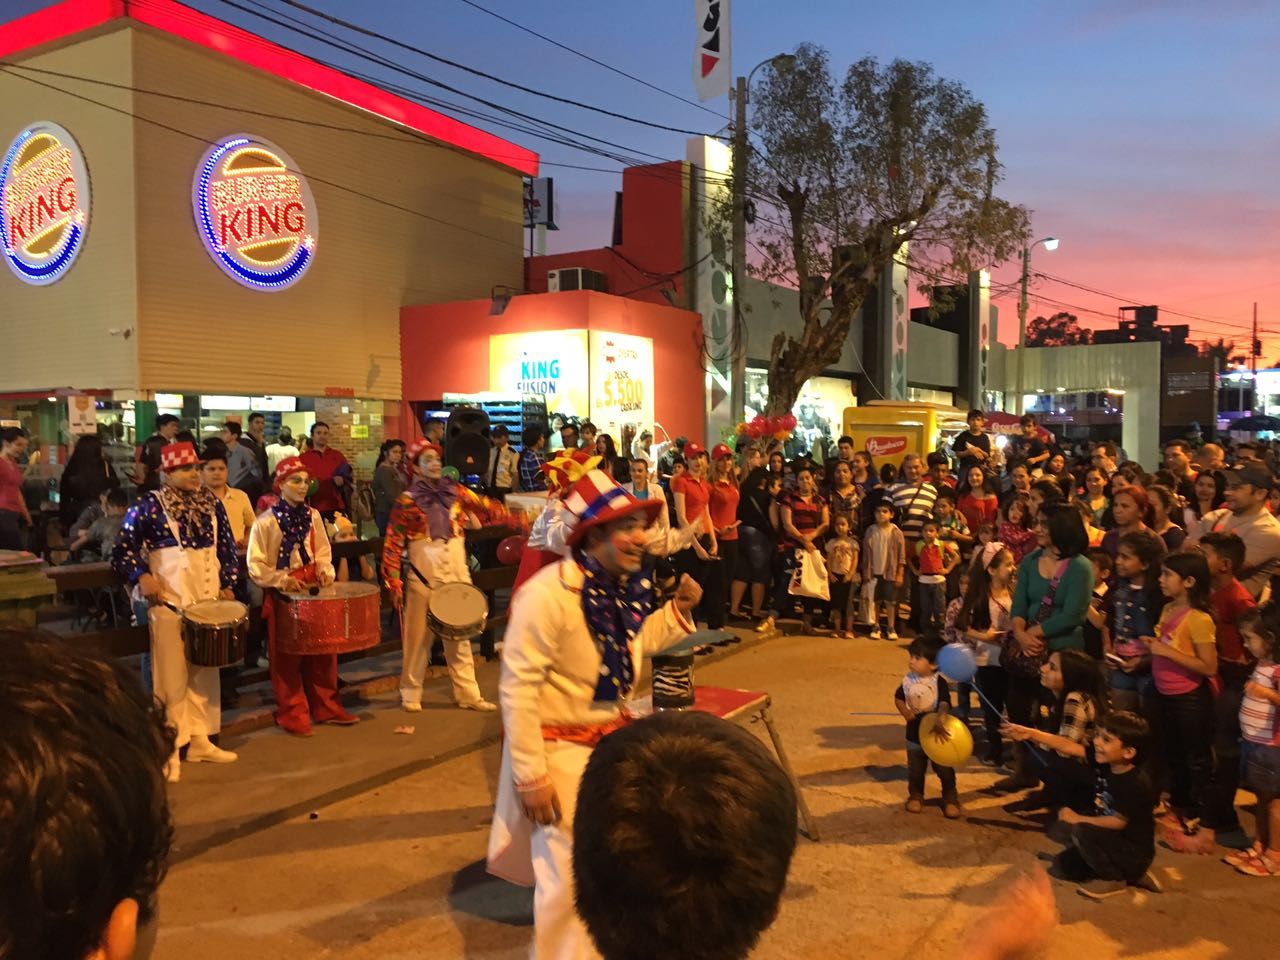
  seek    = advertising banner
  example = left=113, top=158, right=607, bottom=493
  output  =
left=489, top=330, right=589, bottom=420
left=589, top=331, right=655, bottom=439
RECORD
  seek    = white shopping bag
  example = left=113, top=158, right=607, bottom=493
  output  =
left=788, top=548, right=830, bottom=602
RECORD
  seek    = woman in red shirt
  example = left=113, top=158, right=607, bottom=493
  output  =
left=673, top=444, right=722, bottom=629
left=0, top=427, right=33, bottom=551
left=709, top=444, right=741, bottom=627
left=957, top=465, right=1000, bottom=538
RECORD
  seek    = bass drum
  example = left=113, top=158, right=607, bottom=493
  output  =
left=181, top=599, right=249, bottom=667
left=428, top=582, right=488, bottom=642
left=276, top=582, right=382, bottom=656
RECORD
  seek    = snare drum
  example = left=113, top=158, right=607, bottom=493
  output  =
left=181, top=599, right=249, bottom=667
left=276, top=582, right=382, bottom=656
left=427, top=582, right=489, bottom=642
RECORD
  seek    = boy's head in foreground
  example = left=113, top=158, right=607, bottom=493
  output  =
left=574, top=711, right=798, bottom=960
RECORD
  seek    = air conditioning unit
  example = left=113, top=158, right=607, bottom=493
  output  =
left=547, top=267, right=607, bottom=293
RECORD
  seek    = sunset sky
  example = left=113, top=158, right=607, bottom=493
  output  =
left=11, top=0, right=1277, bottom=353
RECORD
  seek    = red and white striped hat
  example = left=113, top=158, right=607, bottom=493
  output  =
left=160, top=441, right=199, bottom=472
left=563, top=469, right=663, bottom=547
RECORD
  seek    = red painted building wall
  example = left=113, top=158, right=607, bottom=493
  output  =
left=525, top=161, right=689, bottom=305
left=400, top=290, right=706, bottom=443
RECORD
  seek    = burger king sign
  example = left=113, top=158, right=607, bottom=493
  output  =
left=192, top=135, right=317, bottom=290
left=0, top=121, right=91, bottom=286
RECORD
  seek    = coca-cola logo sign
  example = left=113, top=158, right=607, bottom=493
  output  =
left=866, top=436, right=908, bottom=458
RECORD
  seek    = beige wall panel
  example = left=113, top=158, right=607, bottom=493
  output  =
left=129, top=29, right=526, bottom=399
left=0, top=29, right=139, bottom=392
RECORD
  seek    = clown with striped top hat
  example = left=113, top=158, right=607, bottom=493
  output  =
left=486, top=468, right=703, bottom=959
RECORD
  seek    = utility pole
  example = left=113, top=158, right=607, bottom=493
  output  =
left=1252, top=301, right=1259, bottom=412
left=729, top=74, right=748, bottom=426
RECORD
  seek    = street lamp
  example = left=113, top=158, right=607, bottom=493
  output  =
left=730, top=53, right=795, bottom=423
left=1017, top=236, right=1059, bottom=348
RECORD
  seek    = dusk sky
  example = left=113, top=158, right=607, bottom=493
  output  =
left=10, top=0, right=1279, bottom=352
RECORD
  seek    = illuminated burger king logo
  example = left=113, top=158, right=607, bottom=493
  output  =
left=192, top=135, right=317, bottom=290
left=0, top=121, right=90, bottom=286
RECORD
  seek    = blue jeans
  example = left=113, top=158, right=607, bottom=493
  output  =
left=917, top=581, right=946, bottom=632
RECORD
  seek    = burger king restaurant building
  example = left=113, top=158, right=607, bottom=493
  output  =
left=0, top=0, right=535, bottom=465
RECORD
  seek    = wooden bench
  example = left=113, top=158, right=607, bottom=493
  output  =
left=37, top=529, right=522, bottom=674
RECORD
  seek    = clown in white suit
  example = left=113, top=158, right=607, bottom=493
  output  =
left=487, top=469, right=702, bottom=960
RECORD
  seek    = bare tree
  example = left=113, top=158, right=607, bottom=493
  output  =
left=731, top=46, right=1029, bottom=414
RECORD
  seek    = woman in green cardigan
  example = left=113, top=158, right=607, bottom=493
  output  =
left=996, top=505, right=1095, bottom=791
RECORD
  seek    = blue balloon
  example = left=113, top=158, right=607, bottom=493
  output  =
left=937, top=642, right=978, bottom=684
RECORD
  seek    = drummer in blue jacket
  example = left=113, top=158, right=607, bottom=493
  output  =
left=112, top=440, right=240, bottom=781
left=248, top=456, right=359, bottom=736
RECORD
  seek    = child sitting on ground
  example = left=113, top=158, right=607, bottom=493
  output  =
left=895, top=634, right=961, bottom=818
left=1053, top=711, right=1162, bottom=900
left=825, top=514, right=859, bottom=638
left=1225, top=604, right=1280, bottom=877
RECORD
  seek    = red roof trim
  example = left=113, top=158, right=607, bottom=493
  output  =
left=0, top=0, right=123, bottom=59
left=0, top=0, right=539, bottom=177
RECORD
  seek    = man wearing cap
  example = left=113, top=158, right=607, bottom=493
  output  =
left=247, top=457, right=358, bottom=736
left=383, top=440, right=515, bottom=712
left=113, top=440, right=240, bottom=781
left=1190, top=463, right=1280, bottom=599
left=486, top=468, right=702, bottom=960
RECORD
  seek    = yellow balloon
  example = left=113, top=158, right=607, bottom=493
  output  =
left=919, top=713, right=974, bottom=768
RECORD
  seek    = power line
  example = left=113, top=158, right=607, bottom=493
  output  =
left=261, top=0, right=720, bottom=138
left=0, top=64, right=520, bottom=248
left=454, top=0, right=724, bottom=119
left=1033, top=270, right=1254, bottom=331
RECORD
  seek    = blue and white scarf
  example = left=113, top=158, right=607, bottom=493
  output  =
left=272, top=500, right=312, bottom=570
left=575, top=547, right=656, bottom=702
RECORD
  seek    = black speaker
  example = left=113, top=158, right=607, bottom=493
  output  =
left=445, top=407, right=491, bottom=477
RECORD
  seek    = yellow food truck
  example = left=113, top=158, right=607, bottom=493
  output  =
left=842, top=401, right=969, bottom=461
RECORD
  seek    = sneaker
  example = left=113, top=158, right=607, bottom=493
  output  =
left=319, top=712, right=360, bottom=726
left=869, top=628, right=884, bottom=641
left=1235, top=851, right=1280, bottom=877
left=886, top=630, right=900, bottom=642
left=942, top=798, right=963, bottom=820
left=402, top=701, right=423, bottom=713
left=186, top=738, right=238, bottom=764
left=1078, top=879, right=1127, bottom=900
left=905, top=797, right=923, bottom=814
left=1224, top=843, right=1264, bottom=868
left=755, top=616, right=776, bottom=634
left=1134, top=870, right=1164, bottom=893
left=458, top=699, right=498, bottom=712
left=164, top=749, right=181, bottom=783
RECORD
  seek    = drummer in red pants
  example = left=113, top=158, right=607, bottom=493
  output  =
left=248, top=456, right=360, bottom=736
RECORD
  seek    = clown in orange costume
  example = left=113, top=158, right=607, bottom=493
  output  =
left=382, top=439, right=518, bottom=712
